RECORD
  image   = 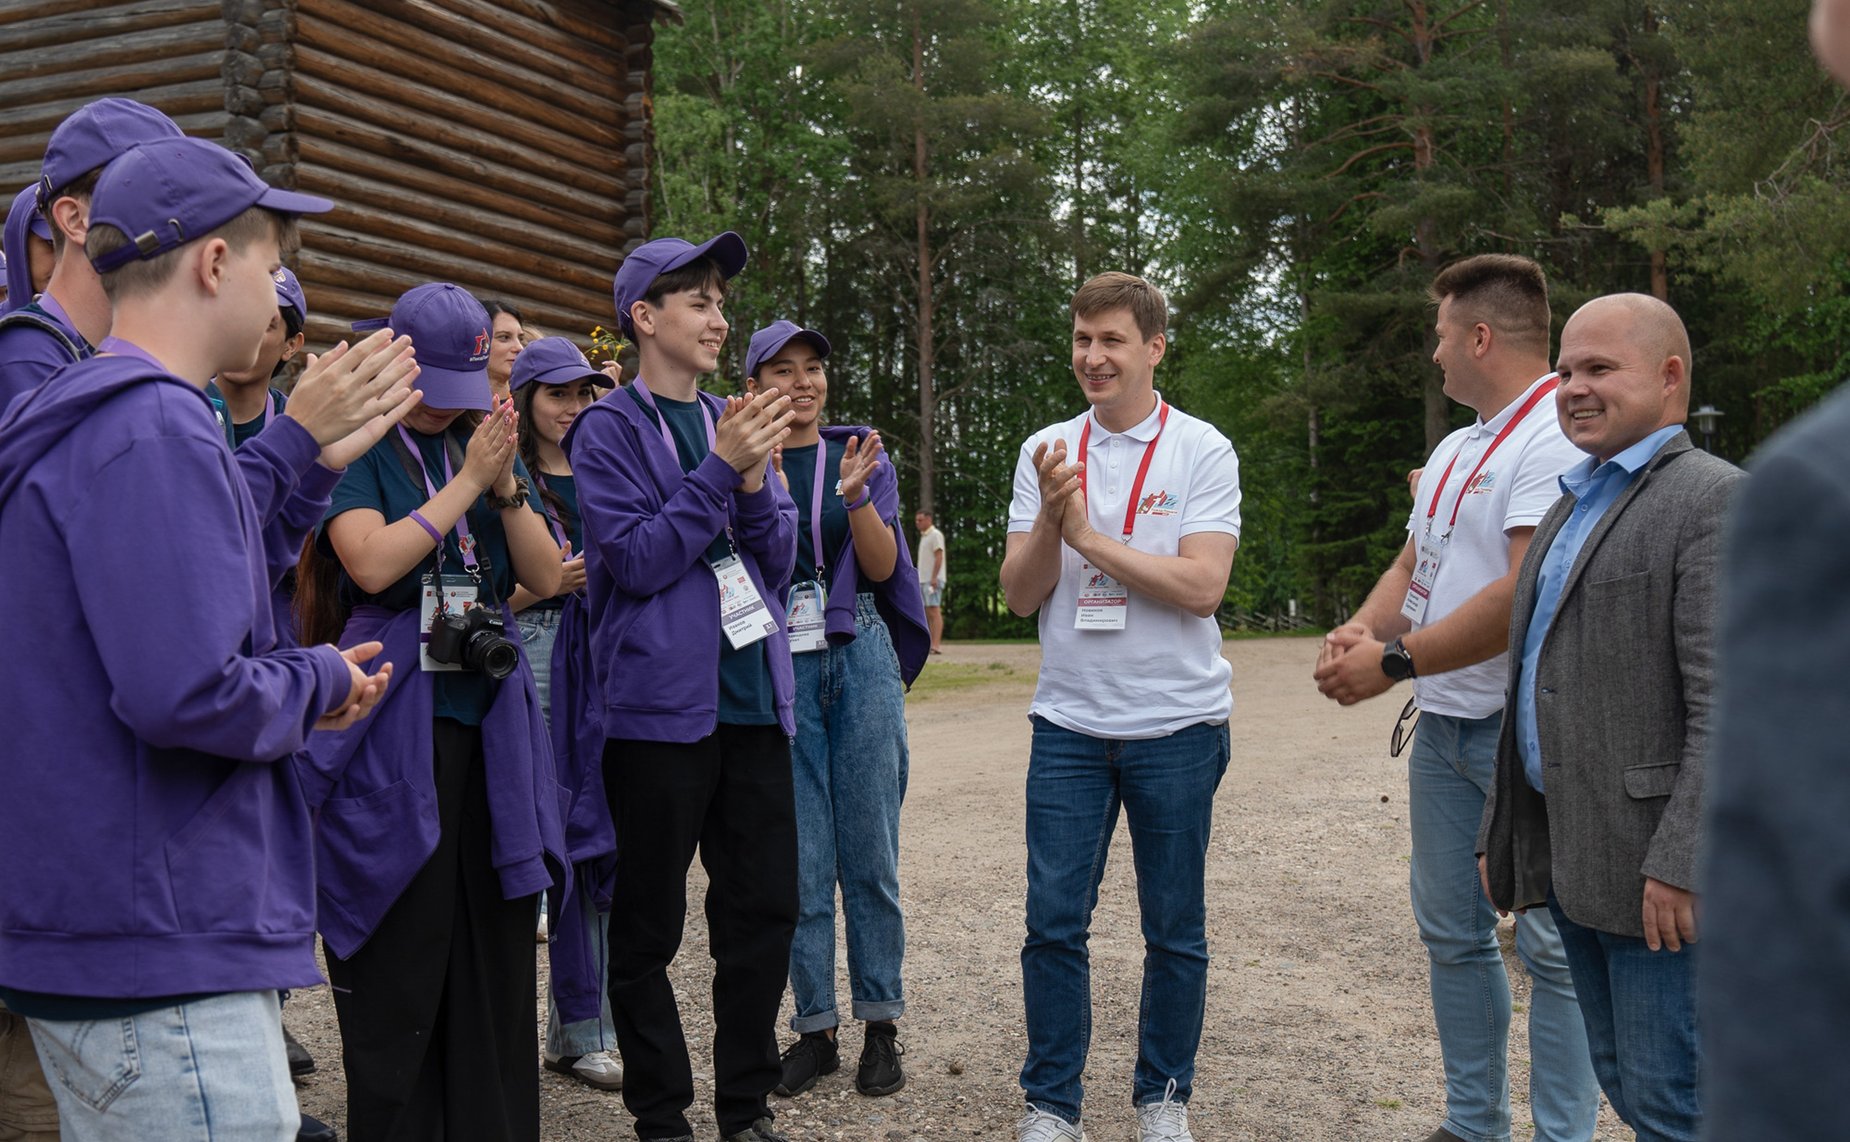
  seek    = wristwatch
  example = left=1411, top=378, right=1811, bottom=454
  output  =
left=487, top=476, right=530, bottom=511
left=1381, top=637, right=1417, bottom=682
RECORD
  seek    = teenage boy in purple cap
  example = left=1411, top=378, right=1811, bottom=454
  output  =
left=299, top=282, right=567, bottom=1142
left=568, top=233, right=800, bottom=1142
left=2, top=183, right=55, bottom=315
left=208, top=266, right=309, bottom=448
left=0, top=98, right=183, bottom=408
left=0, top=135, right=400, bottom=1142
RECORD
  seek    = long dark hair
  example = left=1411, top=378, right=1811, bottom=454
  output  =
left=514, top=383, right=574, bottom=539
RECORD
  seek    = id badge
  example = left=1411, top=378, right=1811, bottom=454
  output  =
left=786, top=581, right=828, bottom=653
left=1401, top=531, right=1446, bottom=624
left=419, top=572, right=480, bottom=672
left=712, top=553, right=778, bottom=650
left=1074, top=562, right=1129, bottom=630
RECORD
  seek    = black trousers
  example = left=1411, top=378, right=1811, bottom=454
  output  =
left=604, top=725, right=799, bottom=1139
left=326, top=718, right=539, bottom=1142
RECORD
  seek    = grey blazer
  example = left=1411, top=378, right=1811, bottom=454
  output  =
left=1477, top=430, right=1742, bottom=938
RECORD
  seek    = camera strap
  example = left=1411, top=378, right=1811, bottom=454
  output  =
left=391, top=425, right=481, bottom=577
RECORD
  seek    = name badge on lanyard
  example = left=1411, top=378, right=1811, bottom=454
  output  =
left=1400, top=377, right=1558, bottom=625
left=786, top=581, right=828, bottom=652
left=714, top=553, right=777, bottom=649
left=786, top=443, right=835, bottom=651
left=1071, top=403, right=1170, bottom=631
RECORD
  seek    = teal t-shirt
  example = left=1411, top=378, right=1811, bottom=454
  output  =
left=326, top=427, right=546, bottom=724
left=203, top=382, right=286, bottom=450
left=782, top=439, right=851, bottom=585
left=651, top=392, right=776, bottom=727
left=527, top=470, right=581, bottom=613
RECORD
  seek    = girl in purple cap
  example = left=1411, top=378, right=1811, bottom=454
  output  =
left=507, top=337, right=624, bottom=1094
left=745, top=322, right=931, bottom=1102
left=297, top=284, right=567, bottom=1142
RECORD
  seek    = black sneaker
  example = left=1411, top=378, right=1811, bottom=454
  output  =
left=722, top=1118, right=790, bottom=1142
left=296, top=1112, right=338, bottom=1142
left=773, top=1030, right=839, bottom=1097
left=856, top=1020, right=905, bottom=1096
left=284, top=1026, right=315, bottom=1077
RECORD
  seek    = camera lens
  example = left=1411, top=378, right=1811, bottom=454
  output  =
left=470, top=631, right=519, bottom=680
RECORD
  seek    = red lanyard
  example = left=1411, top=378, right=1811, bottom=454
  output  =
left=1423, top=377, right=1558, bottom=533
left=1077, top=401, right=1170, bottom=539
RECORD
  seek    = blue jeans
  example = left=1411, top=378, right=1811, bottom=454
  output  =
left=788, top=596, right=910, bottom=1032
left=1408, top=712, right=1599, bottom=1142
left=1547, top=895, right=1700, bottom=1142
left=1020, top=716, right=1229, bottom=1124
left=26, top=991, right=297, bottom=1142
left=546, top=881, right=618, bottom=1057
left=517, top=607, right=562, bottom=727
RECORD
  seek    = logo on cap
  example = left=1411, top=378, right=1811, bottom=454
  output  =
left=473, top=329, right=489, bottom=358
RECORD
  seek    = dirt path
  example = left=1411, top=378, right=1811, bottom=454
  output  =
left=289, top=637, right=1624, bottom=1140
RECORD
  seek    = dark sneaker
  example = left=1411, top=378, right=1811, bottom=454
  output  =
left=856, top=1020, right=905, bottom=1096
left=722, top=1118, right=790, bottom=1142
left=773, top=1030, right=839, bottom=1097
left=284, top=1026, right=315, bottom=1077
left=297, top=1112, right=338, bottom=1142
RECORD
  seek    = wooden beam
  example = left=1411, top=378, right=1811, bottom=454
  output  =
left=0, top=0, right=220, bottom=52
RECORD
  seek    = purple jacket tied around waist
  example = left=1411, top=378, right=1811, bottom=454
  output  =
left=817, top=425, right=931, bottom=685
left=299, top=604, right=569, bottom=960
left=566, top=387, right=800, bottom=742
left=0, top=356, right=351, bottom=998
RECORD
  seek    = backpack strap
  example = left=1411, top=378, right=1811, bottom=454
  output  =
left=0, top=306, right=89, bottom=365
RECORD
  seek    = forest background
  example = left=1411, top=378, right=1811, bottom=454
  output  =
left=648, top=0, right=1848, bottom=635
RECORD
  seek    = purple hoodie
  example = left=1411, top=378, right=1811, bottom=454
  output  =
left=2, top=185, right=42, bottom=316
left=566, top=384, right=799, bottom=741
left=817, top=425, right=931, bottom=685
left=0, top=355, right=351, bottom=998
left=296, top=605, right=569, bottom=959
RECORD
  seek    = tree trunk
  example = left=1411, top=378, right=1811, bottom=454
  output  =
left=1643, top=6, right=1669, bottom=301
left=913, top=8, right=937, bottom=514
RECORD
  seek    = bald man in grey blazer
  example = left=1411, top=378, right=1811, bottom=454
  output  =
left=1477, top=294, right=1742, bottom=1142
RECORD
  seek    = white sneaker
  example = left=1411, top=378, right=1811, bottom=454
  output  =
left=1134, top=1080, right=1193, bottom=1142
left=544, top=1048, right=624, bottom=1091
left=1017, top=1104, right=1086, bottom=1142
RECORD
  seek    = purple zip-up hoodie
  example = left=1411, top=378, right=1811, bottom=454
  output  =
left=0, top=355, right=351, bottom=998
left=816, top=425, right=931, bottom=686
left=567, top=384, right=799, bottom=741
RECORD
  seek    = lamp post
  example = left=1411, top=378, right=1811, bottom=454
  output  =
left=1691, top=403, right=1723, bottom=454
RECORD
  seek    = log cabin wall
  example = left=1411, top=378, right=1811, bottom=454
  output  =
left=0, top=0, right=669, bottom=354
left=0, top=0, right=233, bottom=189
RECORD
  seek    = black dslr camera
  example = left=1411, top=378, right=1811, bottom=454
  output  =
left=427, top=605, right=519, bottom=679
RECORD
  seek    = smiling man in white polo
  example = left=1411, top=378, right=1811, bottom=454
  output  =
left=1000, top=271, right=1241, bottom=1142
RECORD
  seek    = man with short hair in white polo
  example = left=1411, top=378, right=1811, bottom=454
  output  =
left=1313, top=254, right=1598, bottom=1142
left=1000, top=271, right=1241, bottom=1142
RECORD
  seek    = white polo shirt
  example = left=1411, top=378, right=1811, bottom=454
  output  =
left=1008, top=395, right=1242, bottom=739
left=1406, top=373, right=1583, bottom=719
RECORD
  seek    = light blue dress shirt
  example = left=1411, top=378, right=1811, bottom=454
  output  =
left=1515, top=425, right=1683, bottom=791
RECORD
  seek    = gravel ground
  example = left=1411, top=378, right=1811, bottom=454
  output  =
left=287, top=637, right=1626, bottom=1140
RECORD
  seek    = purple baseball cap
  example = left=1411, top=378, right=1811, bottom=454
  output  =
left=87, top=138, right=332, bottom=273
left=745, top=320, right=831, bottom=380
left=272, top=266, right=307, bottom=323
left=611, top=231, right=748, bottom=336
left=39, top=98, right=184, bottom=209
left=4, top=185, right=49, bottom=315
left=509, top=336, right=605, bottom=392
left=354, top=283, right=492, bottom=411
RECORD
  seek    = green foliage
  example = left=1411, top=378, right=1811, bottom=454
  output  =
left=648, top=0, right=1847, bottom=635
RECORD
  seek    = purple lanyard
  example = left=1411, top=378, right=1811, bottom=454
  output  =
left=806, top=441, right=829, bottom=580
left=96, top=335, right=166, bottom=371
left=630, top=380, right=716, bottom=456
left=534, top=471, right=569, bottom=551
left=395, top=424, right=478, bottom=573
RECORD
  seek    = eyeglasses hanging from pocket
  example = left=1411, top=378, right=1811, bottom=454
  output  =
left=1390, top=696, right=1421, bottom=758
